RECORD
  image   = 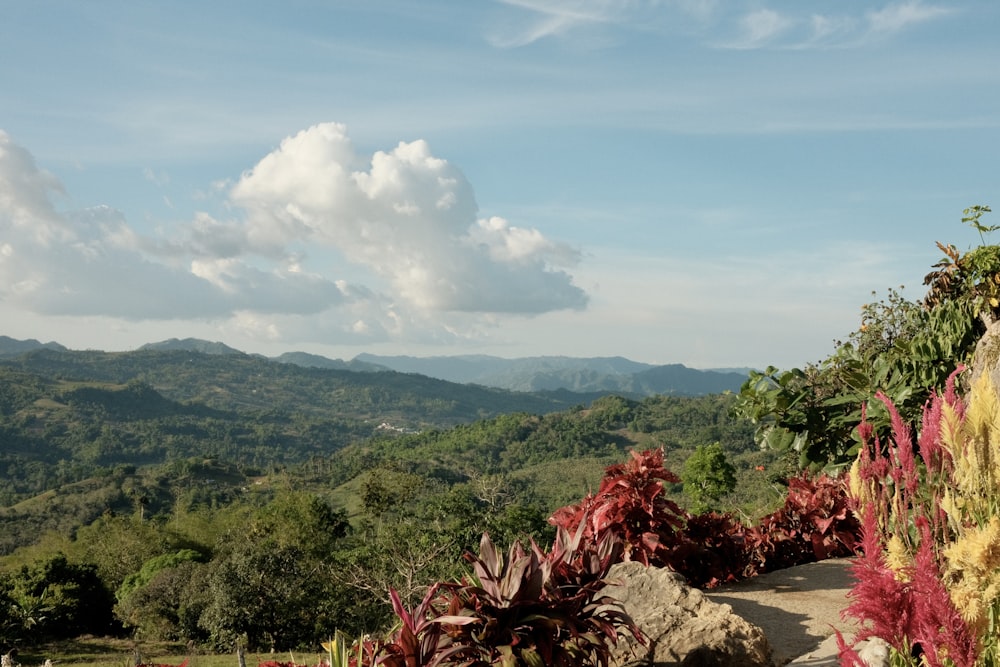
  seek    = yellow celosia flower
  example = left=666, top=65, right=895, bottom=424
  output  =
left=943, top=516, right=1000, bottom=633
left=954, top=374, right=1000, bottom=518
left=847, top=459, right=862, bottom=504
left=885, top=533, right=911, bottom=581
left=945, top=516, right=1000, bottom=575
left=939, top=489, right=963, bottom=532
left=948, top=581, right=985, bottom=630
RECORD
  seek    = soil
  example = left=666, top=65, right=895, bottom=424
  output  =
left=704, top=558, right=859, bottom=665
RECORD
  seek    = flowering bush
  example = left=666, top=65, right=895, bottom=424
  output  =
left=838, top=368, right=1000, bottom=666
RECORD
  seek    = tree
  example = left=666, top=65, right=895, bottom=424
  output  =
left=682, top=443, right=737, bottom=514
left=198, top=540, right=319, bottom=651
left=71, top=514, right=171, bottom=592
left=114, top=559, right=211, bottom=643
left=114, top=549, right=204, bottom=637
left=3, top=554, right=117, bottom=642
left=735, top=206, right=997, bottom=470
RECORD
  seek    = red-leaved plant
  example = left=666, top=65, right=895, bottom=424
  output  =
left=354, top=527, right=641, bottom=667
left=549, top=448, right=686, bottom=567
left=340, top=447, right=866, bottom=666
left=550, top=448, right=861, bottom=588
left=743, top=472, right=860, bottom=575
left=439, top=529, right=640, bottom=666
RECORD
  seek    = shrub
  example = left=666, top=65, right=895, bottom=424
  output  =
left=548, top=448, right=687, bottom=568
left=743, top=472, right=860, bottom=574
left=353, top=528, right=640, bottom=667
left=681, top=442, right=737, bottom=514
left=550, top=447, right=861, bottom=588
left=736, top=206, right=998, bottom=471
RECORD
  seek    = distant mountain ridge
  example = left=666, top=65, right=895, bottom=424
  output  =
left=273, top=350, right=385, bottom=373
left=0, top=335, right=67, bottom=356
left=139, top=337, right=244, bottom=355
left=354, top=353, right=748, bottom=396
left=0, top=336, right=748, bottom=397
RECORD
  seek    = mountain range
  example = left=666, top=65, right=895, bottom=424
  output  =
left=0, top=335, right=750, bottom=396
left=352, top=353, right=750, bottom=395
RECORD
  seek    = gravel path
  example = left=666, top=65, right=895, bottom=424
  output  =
left=704, top=558, right=859, bottom=666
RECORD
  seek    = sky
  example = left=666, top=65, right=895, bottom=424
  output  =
left=1, top=0, right=999, bottom=369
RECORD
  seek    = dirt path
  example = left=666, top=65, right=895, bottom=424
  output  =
left=704, top=558, right=858, bottom=665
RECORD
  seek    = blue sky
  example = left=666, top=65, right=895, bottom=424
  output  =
left=1, top=0, right=998, bottom=369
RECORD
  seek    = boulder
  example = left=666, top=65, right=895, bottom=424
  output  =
left=604, top=561, right=774, bottom=667
left=969, top=319, right=1000, bottom=395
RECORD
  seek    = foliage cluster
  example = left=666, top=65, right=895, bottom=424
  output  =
left=363, top=529, right=638, bottom=667
left=735, top=206, right=998, bottom=471
left=838, top=370, right=1000, bottom=666
left=549, top=448, right=860, bottom=588
left=681, top=442, right=737, bottom=514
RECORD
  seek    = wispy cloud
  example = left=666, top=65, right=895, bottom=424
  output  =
left=715, top=1, right=955, bottom=50
left=867, top=1, right=955, bottom=34
left=487, top=0, right=715, bottom=47
left=493, top=1, right=957, bottom=52
left=489, top=0, right=623, bottom=47
left=727, top=8, right=793, bottom=49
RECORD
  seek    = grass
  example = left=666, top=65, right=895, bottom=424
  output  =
left=13, top=637, right=328, bottom=667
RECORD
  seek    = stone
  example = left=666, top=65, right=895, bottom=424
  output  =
left=857, top=637, right=890, bottom=667
left=603, top=561, right=774, bottom=667
left=969, top=319, right=1000, bottom=396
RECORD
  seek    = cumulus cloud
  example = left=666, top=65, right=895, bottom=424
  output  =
left=0, top=131, right=70, bottom=245
left=0, top=124, right=586, bottom=347
left=226, top=122, right=586, bottom=313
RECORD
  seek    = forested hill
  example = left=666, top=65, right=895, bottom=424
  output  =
left=0, top=347, right=597, bottom=548
left=0, top=348, right=589, bottom=422
left=0, top=342, right=763, bottom=564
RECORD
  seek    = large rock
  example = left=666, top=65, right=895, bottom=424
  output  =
left=604, top=561, right=774, bottom=667
left=969, top=319, right=1000, bottom=395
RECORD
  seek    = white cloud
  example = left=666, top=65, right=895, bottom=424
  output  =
left=867, top=1, right=954, bottom=34
left=228, top=122, right=587, bottom=314
left=142, top=167, right=170, bottom=187
left=715, top=2, right=954, bottom=50
left=804, top=14, right=858, bottom=47
left=490, top=0, right=619, bottom=46
left=737, top=9, right=793, bottom=47
left=0, top=131, right=70, bottom=245
left=0, top=125, right=586, bottom=348
left=487, top=0, right=722, bottom=47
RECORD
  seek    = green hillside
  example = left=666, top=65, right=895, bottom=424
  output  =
left=1, top=348, right=586, bottom=421
left=0, top=346, right=774, bottom=653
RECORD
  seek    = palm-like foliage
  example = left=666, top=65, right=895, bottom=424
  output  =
left=442, top=529, right=639, bottom=667
left=357, top=528, right=639, bottom=667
